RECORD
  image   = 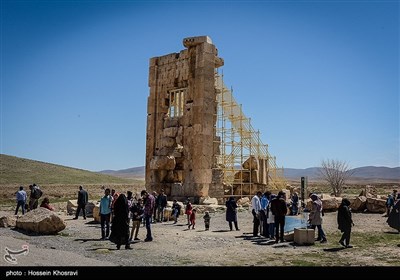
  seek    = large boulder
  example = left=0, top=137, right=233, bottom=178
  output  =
left=67, top=200, right=96, bottom=217
left=92, top=203, right=101, bottom=223
left=350, top=196, right=367, bottom=211
left=16, top=208, right=66, bottom=234
left=321, top=194, right=341, bottom=211
left=237, top=197, right=250, bottom=207
left=199, top=196, right=218, bottom=205
left=359, top=185, right=378, bottom=198
left=193, top=204, right=226, bottom=214
left=85, top=201, right=96, bottom=217
left=242, top=156, right=259, bottom=170
left=0, top=215, right=17, bottom=227
left=366, top=197, right=386, bottom=213
left=67, top=200, right=78, bottom=215
left=305, top=196, right=340, bottom=212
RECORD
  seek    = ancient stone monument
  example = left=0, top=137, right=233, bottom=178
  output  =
left=146, top=36, right=285, bottom=203
left=146, top=36, right=223, bottom=203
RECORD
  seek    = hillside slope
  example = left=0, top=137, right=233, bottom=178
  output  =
left=0, top=154, right=134, bottom=185
left=99, top=166, right=145, bottom=179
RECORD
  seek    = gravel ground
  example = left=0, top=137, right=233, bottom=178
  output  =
left=0, top=207, right=399, bottom=267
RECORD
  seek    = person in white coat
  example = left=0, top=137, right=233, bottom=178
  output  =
left=308, top=193, right=327, bottom=243
left=251, top=191, right=262, bottom=236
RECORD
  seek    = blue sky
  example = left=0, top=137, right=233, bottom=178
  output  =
left=1, top=0, right=399, bottom=172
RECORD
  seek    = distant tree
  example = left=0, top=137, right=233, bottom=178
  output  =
left=319, top=159, right=354, bottom=197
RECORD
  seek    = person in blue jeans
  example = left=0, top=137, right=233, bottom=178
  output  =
left=99, top=188, right=112, bottom=240
left=15, top=186, right=27, bottom=215
left=141, top=190, right=155, bottom=242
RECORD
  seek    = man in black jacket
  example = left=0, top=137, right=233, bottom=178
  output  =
left=73, top=185, right=89, bottom=220
left=270, top=191, right=287, bottom=243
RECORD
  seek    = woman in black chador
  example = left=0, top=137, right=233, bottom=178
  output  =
left=337, top=198, right=354, bottom=248
left=109, top=193, right=131, bottom=249
left=387, top=193, right=400, bottom=233
left=225, top=196, right=240, bottom=231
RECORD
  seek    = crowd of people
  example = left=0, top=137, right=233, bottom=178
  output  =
left=13, top=184, right=400, bottom=250
left=14, top=183, right=53, bottom=215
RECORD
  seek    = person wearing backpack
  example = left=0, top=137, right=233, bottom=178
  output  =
left=73, top=185, right=89, bottom=220
left=28, top=183, right=42, bottom=211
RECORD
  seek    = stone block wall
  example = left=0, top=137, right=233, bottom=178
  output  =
left=146, top=36, right=224, bottom=201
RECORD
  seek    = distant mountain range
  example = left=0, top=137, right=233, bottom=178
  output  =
left=99, top=166, right=145, bottom=179
left=2, top=153, right=398, bottom=184
left=284, top=166, right=400, bottom=181
left=100, top=165, right=400, bottom=182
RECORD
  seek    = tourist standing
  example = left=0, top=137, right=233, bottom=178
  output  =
left=110, top=189, right=120, bottom=222
left=73, top=185, right=88, bottom=220
left=267, top=194, right=276, bottom=240
left=385, top=193, right=395, bottom=217
left=157, top=189, right=167, bottom=222
left=28, top=183, right=42, bottom=211
left=15, top=186, right=27, bottom=215
left=188, top=209, right=196, bottom=229
left=226, top=196, right=240, bottom=231
left=152, top=191, right=158, bottom=223
left=270, top=191, right=287, bottom=243
left=337, top=198, right=354, bottom=248
left=185, top=198, right=193, bottom=225
left=109, top=193, right=131, bottom=249
left=290, top=192, right=299, bottom=215
left=308, top=193, right=327, bottom=243
left=141, top=190, right=155, bottom=242
left=130, top=198, right=144, bottom=241
left=171, top=199, right=181, bottom=224
left=251, top=191, right=262, bottom=236
left=260, top=191, right=271, bottom=236
left=387, top=193, right=400, bottom=233
left=99, top=188, right=112, bottom=240
left=203, top=211, right=211, bottom=231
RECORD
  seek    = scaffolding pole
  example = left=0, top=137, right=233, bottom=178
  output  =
left=214, top=72, right=286, bottom=198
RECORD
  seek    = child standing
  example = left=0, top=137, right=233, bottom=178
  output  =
left=130, top=198, right=144, bottom=241
left=203, top=211, right=211, bottom=231
left=172, top=199, right=181, bottom=224
left=188, top=208, right=196, bottom=229
left=185, top=198, right=193, bottom=225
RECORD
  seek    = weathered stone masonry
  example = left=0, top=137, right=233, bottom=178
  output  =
left=146, top=36, right=224, bottom=203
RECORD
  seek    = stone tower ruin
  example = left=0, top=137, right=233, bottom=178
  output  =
left=146, top=36, right=286, bottom=203
left=145, top=36, right=224, bottom=203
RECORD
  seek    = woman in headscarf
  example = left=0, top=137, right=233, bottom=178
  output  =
left=39, top=197, right=55, bottom=211
left=225, top=196, right=240, bottom=231
left=308, top=193, right=327, bottom=243
left=109, top=193, right=131, bottom=249
left=337, top=198, right=354, bottom=248
left=387, top=193, right=400, bottom=233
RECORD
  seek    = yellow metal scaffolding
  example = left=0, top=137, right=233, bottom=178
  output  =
left=214, top=71, right=285, bottom=198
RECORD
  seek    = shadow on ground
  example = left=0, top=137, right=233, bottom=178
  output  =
left=234, top=232, right=293, bottom=247
left=384, top=231, right=400, bottom=234
left=74, top=238, right=104, bottom=243
left=10, top=228, right=47, bottom=236
left=323, top=247, right=347, bottom=252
